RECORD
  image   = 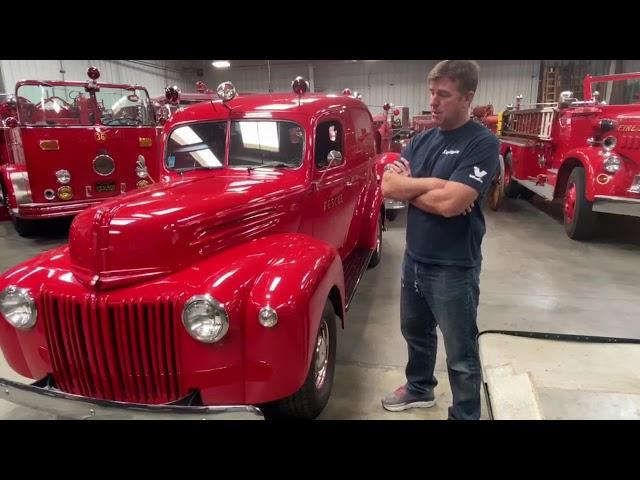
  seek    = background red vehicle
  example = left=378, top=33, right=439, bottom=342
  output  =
left=0, top=78, right=384, bottom=420
left=372, top=102, right=415, bottom=220
left=153, top=81, right=256, bottom=124
left=471, top=104, right=499, bottom=133
left=491, top=72, right=640, bottom=239
left=152, top=81, right=216, bottom=120
left=411, top=113, right=436, bottom=133
left=0, top=68, right=158, bottom=236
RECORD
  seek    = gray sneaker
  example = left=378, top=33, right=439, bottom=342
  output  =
left=382, top=385, right=436, bottom=412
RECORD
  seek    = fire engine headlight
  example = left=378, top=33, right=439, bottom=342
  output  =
left=55, top=169, right=71, bottom=184
left=603, top=155, right=622, bottom=173
left=0, top=285, right=37, bottom=330
left=602, top=136, right=617, bottom=152
left=182, top=294, right=229, bottom=343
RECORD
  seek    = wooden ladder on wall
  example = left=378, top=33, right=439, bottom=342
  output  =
left=542, top=66, right=561, bottom=103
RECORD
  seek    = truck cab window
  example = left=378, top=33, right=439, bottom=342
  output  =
left=315, top=121, right=343, bottom=170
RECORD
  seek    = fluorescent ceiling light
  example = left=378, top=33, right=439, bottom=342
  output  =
left=212, top=61, right=231, bottom=68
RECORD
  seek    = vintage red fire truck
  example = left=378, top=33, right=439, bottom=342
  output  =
left=152, top=81, right=217, bottom=121
left=411, top=113, right=436, bottom=133
left=372, top=102, right=414, bottom=220
left=0, top=77, right=384, bottom=420
left=471, top=104, right=498, bottom=134
left=491, top=72, right=640, bottom=239
left=0, top=67, right=158, bottom=236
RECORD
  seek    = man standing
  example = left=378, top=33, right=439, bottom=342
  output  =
left=381, top=60, right=499, bottom=420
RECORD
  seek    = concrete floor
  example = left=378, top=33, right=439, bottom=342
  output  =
left=1, top=196, right=640, bottom=420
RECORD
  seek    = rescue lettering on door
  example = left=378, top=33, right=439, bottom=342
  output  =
left=324, top=194, right=343, bottom=211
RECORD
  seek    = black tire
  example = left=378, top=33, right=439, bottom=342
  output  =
left=503, top=151, right=534, bottom=200
left=12, top=216, right=38, bottom=237
left=385, top=209, right=398, bottom=221
left=519, top=189, right=535, bottom=200
left=503, top=152, right=521, bottom=199
left=564, top=166, right=599, bottom=240
left=487, top=154, right=505, bottom=211
left=368, top=215, right=382, bottom=268
left=0, top=180, right=37, bottom=237
left=275, top=300, right=337, bottom=419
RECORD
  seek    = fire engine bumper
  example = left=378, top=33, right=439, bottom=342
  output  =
left=384, top=198, right=407, bottom=211
left=592, top=196, right=640, bottom=217
left=0, top=376, right=264, bottom=420
left=16, top=200, right=107, bottom=219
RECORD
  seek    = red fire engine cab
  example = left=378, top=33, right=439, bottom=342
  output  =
left=492, top=72, right=640, bottom=239
left=0, top=67, right=158, bottom=236
left=0, top=77, right=384, bottom=420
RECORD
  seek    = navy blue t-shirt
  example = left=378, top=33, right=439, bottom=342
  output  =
left=402, top=120, right=499, bottom=267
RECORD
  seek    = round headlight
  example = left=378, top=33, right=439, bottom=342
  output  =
left=182, top=295, right=229, bottom=343
left=0, top=286, right=37, bottom=330
left=55, top=169, right=71, bottom=184
left=602, top=136, right=617, bottom=152
left=258, top=306, right=278, bottom=328
left=604, top=155, right=622, bottom=173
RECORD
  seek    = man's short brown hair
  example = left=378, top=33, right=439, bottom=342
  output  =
left=427, top=60, right=480, bottom=94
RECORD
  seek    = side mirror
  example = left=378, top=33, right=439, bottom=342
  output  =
left=327, top=150, right=343, bottom=166
left=314, top=150, right=343, bottom=189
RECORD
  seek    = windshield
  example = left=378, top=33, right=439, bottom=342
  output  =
left=165, top=120, right=305, bottom=172
left=228, top=120, right=304, bottom=168
left=590, top=78, right=640, bottom=106
left=166, top=121, right=227, bottom=171
left=15, top=84, right=154, bottom=126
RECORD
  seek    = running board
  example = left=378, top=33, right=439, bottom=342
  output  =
left=343, top=247, right=373, bottom=311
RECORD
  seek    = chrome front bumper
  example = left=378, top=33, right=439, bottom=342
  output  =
left=15, top=199, right=106, bottom=219
left=0, top=376, right=264, bottom=420
left=384, top=198, right=406, bottom=211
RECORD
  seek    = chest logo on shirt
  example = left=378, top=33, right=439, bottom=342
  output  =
left=469, top=166, right=488, bottom=183
left=442, top=149, right=460, bottom=155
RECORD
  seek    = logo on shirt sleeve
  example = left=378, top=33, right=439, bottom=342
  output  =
left=469, top=166, right=488, bottom=183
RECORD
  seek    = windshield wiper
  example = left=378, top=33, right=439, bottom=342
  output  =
left=247, top=161, right=294, bottom=171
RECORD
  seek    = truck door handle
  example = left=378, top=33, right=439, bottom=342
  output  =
left=346, top=179, right=354, bottom=187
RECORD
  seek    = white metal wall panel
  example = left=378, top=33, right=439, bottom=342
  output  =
left=623, top=60, right=640, bottom=73
left=0, top=60, right=62, bottom=91
left=473, top=60, right=540, bottom=111
left=205, top=63, right=311, bottom=94
left=203, top=60, right=540, bottom=119
left=0, top=60, right=191, bottom=98
left=315, top=61, right=437, bottom=119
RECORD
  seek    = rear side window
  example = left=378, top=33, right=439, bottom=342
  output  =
left=315, top=120, right=343, bottom=169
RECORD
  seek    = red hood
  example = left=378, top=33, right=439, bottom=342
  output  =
left=68, top=172, right=306, bottom=289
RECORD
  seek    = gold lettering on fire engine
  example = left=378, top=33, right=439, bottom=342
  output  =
left=323, top=194, right=343, bottom=211
left=618, top=125, right=640, bottom=132
left=95, top=131, right=107, bottom=142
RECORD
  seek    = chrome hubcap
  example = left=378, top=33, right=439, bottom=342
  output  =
left=314, top=319, right=329, bottom=390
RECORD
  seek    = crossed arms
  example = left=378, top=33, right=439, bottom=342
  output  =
left=381, top=158, right=479, bottom=218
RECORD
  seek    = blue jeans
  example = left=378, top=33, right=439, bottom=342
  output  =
left=400, top=252, right=482, bottom=420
